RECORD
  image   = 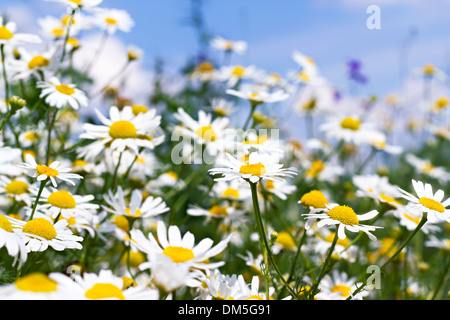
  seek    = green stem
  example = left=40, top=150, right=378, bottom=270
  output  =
left=60, top=9, right=77, bottom=63
left=46, top=107, right=58, bottom=165
left=309, top=231, right=339, bottom=299
left=430, top=252, right=450, bottom=300
left=249, top=182, right=299, bottom=300
left=1, top=44, right=10, bottom=103
left=29, top=180, right=48, bottom=220
left=111, top=152, right=123, bottom=192
left=348, top=213, right=428, bottom=299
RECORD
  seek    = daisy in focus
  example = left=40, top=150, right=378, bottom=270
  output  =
left=79, top=106, right=164, bottom=160
left=303, top=203, right=381, bottom=240
left=9, top=216, right=83, bottom=252
left=130, top=220, right=233, bottom=271
left=209, top=152, right=297, bottom=184
left=37, top=76, right=88, bottom=110
left=0, top=214, right=28, bottom=267
left=396, top=179, right=450, bottom=223
left=18, top=154, right=83, bottom=188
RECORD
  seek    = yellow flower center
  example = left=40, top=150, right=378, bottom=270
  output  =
left=69, top=0, right=82, bottom=4
left=84, top=283, right=125, bottom=300
left=61, top=14, right=76, bottom=26
left=379, top=194, right=402, bottom=206
left=208, top=205, right=229, bottom=217
left=340, top=117, right=361, bottom=131
left=423, top=64, right=435, bottom=76
left=331, top=284, right=352, bottom=297
left=162, top=246, right=195, bottom=263
left=47, top=190, right=77, bottom=209
left=0, top=215, right=13, bottom=233
left=125, top=208, right=143, bottom=217
left=239, top=163, right=267, bottom=176
left=421, top=163, right=435, bottom=173
left=246, top=295, right=264, bottom=300
left=403, top=212, right=420, bottom=225
left=327, top=205, right=359, bottom=226
left=243, top=135, right=269, bottom=145
left=113, top=215, right=130, bottom=233
left=324, top=232, right=350, bottom=247
left=52, top=28, right=65, bottom=37
left=195, top=61, right=215, bottom=73
left=28, top=56, right=50, bottom=70
left=266, top=180, right=275, bottom=190
left=36, top=165, right=59, bottom=177
left=222, top=188, right=240, bottom=199
left=195, top=125, right=217, bottom=142
left=306, top=160, right=325, bottom=178
left=0, top=26, right=14, bottom=40
left=297, top=72, right=310, bottom=82
left=5, top=180, right=29, bottom=195
left=55, top=84, right=75, bottom=95
left=105, top=18, right=118, bottom=25
left=300, top=190, right=329, bottom=209
left=435, top=97, right=448, bottom=110
left=131, top=105, right=148, bottom=116
left=419, top=197, right=445, bottom=213
left=231, top=66, right=245, bottom=77
left=72, top=159, right=88, bottom=168
left=22, top=218, right=57, bottom=240
left=120, top=276, right=137, bottom=289
left=276, top=232, right=296, bottom=250
left=109, top=120, right=137, bottom=139
left=15, top=273, right=58, bottom=293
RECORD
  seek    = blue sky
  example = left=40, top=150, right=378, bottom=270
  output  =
left=3, top=0, right=450, bottom=97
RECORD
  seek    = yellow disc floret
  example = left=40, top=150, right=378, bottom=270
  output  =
left=15, top=273, right=58, bottom=293
left=36, top=165, right=59, bottom=178
left=208, top=205, right=229, bottom=217
left=55, top=84, right=75, bottom=95
left=195, top=125, right=217, bottom=142
left=109, top=120, right=137, bottom=139
left=340, top=117, right=361, bottom=131
left=327, top=205, right=359, bottom=226
left=22, top=218, right=57, bottom=240
left=84, top=283, right=125, bottom=300
left=162, top=246, right=195, bottom=263
left=47, top=190, right=77, bottom=209
left=5, top=180, right=29, bottom=195
left=239, top=163, right=267, bottom=176
left=0, top=215, right=13, bottom=233
left=0, top=26, right=14, bottom=40
left=419, top=197, right=445, bottom=213
left=28, top=56, right=50, bottom=70
left=300, top=190, right=329, bottom=209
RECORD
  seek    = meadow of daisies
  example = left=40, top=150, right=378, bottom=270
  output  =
left=0, top=0, right=448, bottom=301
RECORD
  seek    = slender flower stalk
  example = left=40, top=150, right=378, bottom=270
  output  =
left=60, top=9, right=77, bottom=63
left=28, top=179, right=48, bottom=221
left=1, top=44, right=9, bottom=103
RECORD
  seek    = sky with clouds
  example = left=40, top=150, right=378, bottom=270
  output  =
left=3, top=0, right=450, bottom=99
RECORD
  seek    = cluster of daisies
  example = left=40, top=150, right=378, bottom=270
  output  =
left=0, top=0, right=448, bottom=301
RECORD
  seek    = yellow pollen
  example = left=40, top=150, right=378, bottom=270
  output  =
left=195, top=125, right=217, bottom=142
left=0, top=215, right=13, bottom=233
left=105, top=18, right=118, bottom=25
left=28, top=56, right=50, bottom=70
left=15, top=273, right=58, bottom=293
left=300, top=190, right=329, bottom=209
left=113, top=215, right=130, bottom=233
left=340, top=117, right=361, bottom=131
left=52, top=28, right=65, bottom=37
left=73, top=159, right=88, bottom=167
left=109, top=120, right=137, bottom=139
left=239, top=163, right=267, bottom=176
left=121, top=251, right=146, bottom=269
left=131, top=105, right=148, bottom=116
left=162, top=246, right=195, bottom=263
left=231, top=66, right=245, bottom=77
left=69, top=0, right=82, bottom=4
left=84, top=283, right=125, bottom=300
left=55, top=84, right=75, bottom=95
left=36, top=165, right=59, bottom=178
left=0, top=26, right=14, bottom=40
left=47, top=190, right=76, bottom=209
left=331, top=284, right=352, bottom=297
left=327, top=205, right=359, bottom=226
left=419, top=197, right=445, bottom=213
left=276, top=232, right=296, bottom=250
left=208, top=205, right=229, bottom=217
left=403, top=212, right=421, bottom=225
left=24, top=131, right=38, bottom=141
left=195, top=61, right=215, bottom=73
left=306, top=160, right=325, bottom=178
left=125, top=208, right=143, bottom=217
left=23, top=218, right=57, bottom=240
left=222, top=188, right=240, bottom=199
left=5, top=180, right=29, bottom=195
left=243, top=135, right=269, bottom=145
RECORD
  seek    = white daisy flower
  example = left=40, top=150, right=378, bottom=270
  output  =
left=396, top=179, right=450, bottom=223
left=37, top=14, right=80, bottom=40
left=210, top=98, right=238, bottom=117
left=302, top=159, right=344, bottom=183
left=0, top=17, right=41, bottom=46
left=319, top=270, right=369, bottom=300
left=303, top=203, right=381, bottom=240
left=37, top=76, right=89, bottom=110
left=210, top=36, right=247, bottom=55
left=209, top=151, right=297, bottom=184
left=353, top=174, right=403, bottom=209
left=201, top=269, right=242, bottom=300
left=51, top=269, right=159, bottom=300
left=0, top=145, right=24, bottom=176
left=312, top=230, right=357, bottom=262
left=29, top=186, right=99, bottom=219
left=189, top=61, right=219, bottom=82
left=210, top=180, right=252, bottom=201
left=93, top=8, right=135, bottom=34
left=239, top=131, right=285, bottom=157
left=79, top=106, right=164, bottom=160
left=103, top=186, right=169, bottom=220
left=130, top=220, right=233, bottom=271
left=45, top=0, right=103, bottom=11
left=10, top=216, right=83, bottom=252
left=291, top=50, right=320, bottom=84
left=319, top=114, right=384, bottom=145
left=261, top=178, right=296, bottom=201
left=187, top=203, right=246, bottom=224
left=18, top=154, right=83, bottom=188
left=226, top=88, right=290, bottom=106
left=0, top=176, right=32, bottom=206
left=425, top=235, right=450, bottom=251
left=218, top=65, right=262, bottom=87
left=394, top=208, right=440, bottom=234
left=8, top=46, right=58, bottom=81
left=0, top=272, right=81, bottom=300
left=405, top=154, right=450, bottom=183
left=0, top=214, right=28, bottom=267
